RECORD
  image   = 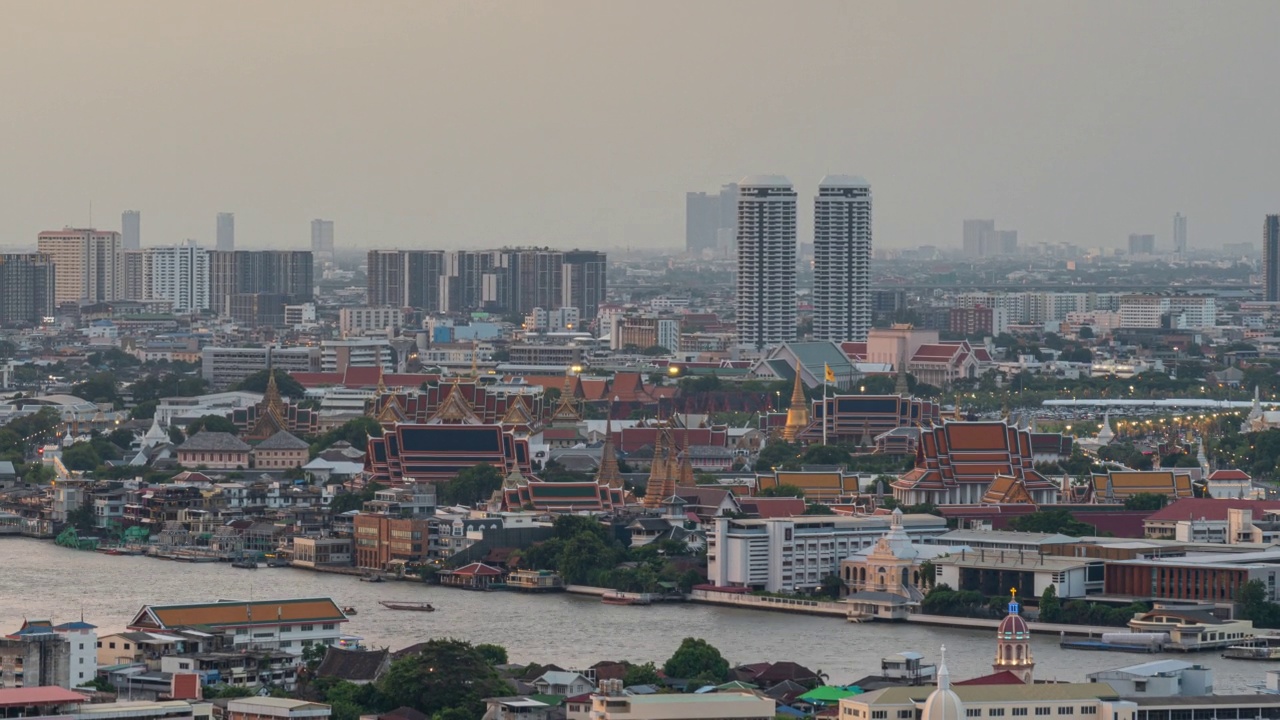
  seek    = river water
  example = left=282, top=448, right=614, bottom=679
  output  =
left=0, top=538, right=1267, bottom=692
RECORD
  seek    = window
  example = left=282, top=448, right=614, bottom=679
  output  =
left=1059, top=708, right=1074, bottom=715
left=900, top=712, right=914, bottom=718
left=301, top=624, right=314, bottom=632
left=1080, top=708, right=1096, bottom=715
left=322, top=623, right=336, bottom=631
left=967, top=710, right=983, bottom=717
left=991, top=711, right=1005, bottom=717
left=1036, top=708, right=1052, bottom=716
left=109, top=642, right=116, bottom=649
left=1013, top=710, right=1028, bottom=717
left=872, top=712, right=886, bottom=719
left=281, top=625, right=293, bottom=632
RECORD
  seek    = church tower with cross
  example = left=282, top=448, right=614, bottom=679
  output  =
left=993, top=588, right=1035, bottom=683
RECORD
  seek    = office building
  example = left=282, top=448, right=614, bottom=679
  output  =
left=37, top=227, right=123, bottom=305
left=1128, top=233, right=1156, bottom=256
left=201, top=346, right=321, bottom=385
left=311, top=219, right=335, bottom=258
left=321, top=339, right=394, bottom=373
left=736, top=175, right=797, bottom=349
left=1174, top=213, right=1187, bottom=254
left=406, top=249, right=445, bottom=313
left=962, top=219, right=995, bottom=257
left=1266, top=215, right=1280, bottom=302
left=208, top=250, right=313, bottom=316
left=229, top=293, right=287, bottom=327
left=708, top=513, right=948, bottom=593
left=122, top=250, right=145, bottom=300
left=216, top=212, right=235, bottom=251
left=612, top=314, right=680, bottom=352
left=143, top=241, right=209, bottom=312
left=339, top=306, right=402, bottom=338
left=366, top=250, right=407, bottom=307
left=0, top=254, right=55, bottom=326
left=121, top=210, right=141, bottom=250
left=812, top=175, right=872, bottom=342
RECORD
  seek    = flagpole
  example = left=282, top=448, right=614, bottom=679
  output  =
left=822, top=374, right=828, bottom=446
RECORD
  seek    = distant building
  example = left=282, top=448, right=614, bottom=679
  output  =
left=1128, top=233, right=1156, bottom=256
left=208, top=250, right=314, bottom=316
left=0, top=253, right=55, bottom=326
left=962, top=219, right=994, bottom=257
left=38, top=227, right=124, bottom=305
left=311, top=219, right=335, bottom=259
left=201, top=346, right=321, bottom=385
left=812, top=175, right=872, bottom=342
left=229, top=293, right=287, bottom=327
left=216, top=212, right=235, bottom=252
left=143, top=241, right=210, bottom=312
left=128, top=598, right=347, bottom=656
left=122, top=210, right=141, bottom=250
left=1173, top=213, right=1187, bottom=254
left=1265, top=215, right=1280, bottom=302
left=339, top=306, right=402, bottom=338
left=685, top=190, right=720, bottom=254
left=736, top=176, right=797, bottom=349
left=0, top=620, right=74, bottom=688
left=226, top=697, right=331, bottom=720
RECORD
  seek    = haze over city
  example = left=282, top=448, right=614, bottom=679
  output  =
left=3, top=0, right=1279, bottom=250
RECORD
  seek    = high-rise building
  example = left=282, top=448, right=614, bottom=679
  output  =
left=208, top=251, right=313, bottom=316
left=963, top=219, right=995, bottom=257
left=143, top=241, right=210, bottom=312
left=813, top=175, right=872, bottom=342
left=686, top=192, right=720, bottom=254
left=562, top=250, right=607, bottom=323
left=366, top=250, right=407, bottom=308
left=0, top=254, right=55, bottom=326
left=121, top=211, right=141, bottom=250
left=406, top=250, right=446, bottom=313
left=37, top=228, right=123, bottom=305
left=736, top=176, right=797, bottom=349
left=1128, top=234, right=1156, bottom=256
left=1174, top=213, right=1188, bottom=254
left=216, top=212, right=235, bottom=251
left=311, top=219, right=335, bottom=258
left=1265, top=215, right=1280, bottom=303
left=685, top=184, right=740, bottom=255
left=121, top=250, right=145, bottom=300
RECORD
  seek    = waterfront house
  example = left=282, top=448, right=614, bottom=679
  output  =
left=292, top=538, right=353, bottom=568
left=506, top=569, right=564, bottom=592
left=532, top=671, right=594, bottom=697
left=439, top=562, right=505, bottom=590
left=128, top=598, right=348, bottom=656
left=1127, top=604, right=1254, bottom=652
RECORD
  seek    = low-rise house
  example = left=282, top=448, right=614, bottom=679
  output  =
left=252, top=431, right=310, bottom=469
left=226, top=697, right=331, bottom=720
left=315, top=647, right=390, bottom=686
left=176, top=432, right=251, bottom=470
left=1085, top=660, right=1212, bottom=697
left=588, top=685, right=774, bottom=720
left=160, top=649, right=298, bottom=690
left=532, top=671, right=595, bottom=697
left=292, top=538, right=353, bottom=568
left=482, top=697, right=558, bottom=720
left=127, top=598, right=348, bottom=656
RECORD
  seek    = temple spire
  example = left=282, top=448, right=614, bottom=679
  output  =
left=597, top=418, right=624, bottom=489
left=782, top=367, right=810, bottom=442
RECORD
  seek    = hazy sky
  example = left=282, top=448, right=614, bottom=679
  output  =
left=2, top=1, right=1279, bottom=252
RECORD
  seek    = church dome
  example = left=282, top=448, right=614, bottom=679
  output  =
left=997, top=611, right=1029, bottom=639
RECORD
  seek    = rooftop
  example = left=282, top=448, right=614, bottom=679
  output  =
left=0, top=687, right=88, bottom=708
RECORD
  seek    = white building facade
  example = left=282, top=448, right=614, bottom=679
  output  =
left=812, top=175, right=872, bottom=342
left=736, top=176, right=797, bottom=350
left=144, top=242, right=210, bottom=312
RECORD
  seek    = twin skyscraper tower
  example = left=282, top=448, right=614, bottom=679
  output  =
left=734, top=175, right=872, bottom=349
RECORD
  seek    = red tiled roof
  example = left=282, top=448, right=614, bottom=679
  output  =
left=911, top=344, right=963, bottom=361
left=955, top=670, right=1025, bottom=686
left=1207, top=469, right=1251, bottom=481
left=0, top=687, right=89, bottom=707
left=740, top=497, right=807, bottom=518
left=1145, top=498, right=1280, bottom=523
left=839, top=342, right=868, bottom=361
left=450, top=562, right=504, bottom=577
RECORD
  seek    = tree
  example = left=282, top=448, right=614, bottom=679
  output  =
left=233, top=369, right=307, bottom=398
left=623, top=662, right=661, bottom=687
left=475, top=643, right=509, bottom=666
left=167, top=426, right=185, bottom=445
left=310, top=416, right=383, bottom=456
left=186, top=414, right=238, bottom=436
left=1008, top=508, right=1094, bottom=536
left=66, top=503, right=96, bottom=534
left=72, top=372, right=120, bottom=405
left=754, top=441, right=801, bottom=471
left=1039, top=584, right=1061, bottom=623
left=61, top=442, right=103, bottom=472
left=1078, top=326, right=1095, bottom=340
left=439, top=464, right=504, bottom=506
left=377, top=639, right=513, bottom=718
left=662, top=637, right=729, bottom=682
left=802, top=444, right=852, bottom=466
left=759, top=484, right=805, bottom=498
left=803, top=503, right=835, bottom=515
left=1123, top=493, right=1168, bottom=512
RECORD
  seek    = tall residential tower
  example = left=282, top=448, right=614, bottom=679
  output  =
left=1265, top=215, right=1280, bottom=303
left=1174, top=213, right=1188, bottom=254
left=37, top=228, right=123, bottom=305
left=813, top=175, right=872, bottom=342
left=121, top=211, right=141, bottom=250
left=735, top=176, right=797, bottom=349
left=311, top=219, right=335, bottom=259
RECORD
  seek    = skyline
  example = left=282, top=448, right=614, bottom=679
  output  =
left=2, top=1, right=1280, bottom=251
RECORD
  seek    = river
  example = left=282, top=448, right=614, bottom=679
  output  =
left=0, top=538, right=1267, bottom=692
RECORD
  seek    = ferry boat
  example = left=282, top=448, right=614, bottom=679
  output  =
left=342, top=606, right=358, bottom=616
left=1224, top=636, right=1280, bottom=660
left=378, top=600, right=435, bottom=612
left=360, top=574, right=385, bottom=583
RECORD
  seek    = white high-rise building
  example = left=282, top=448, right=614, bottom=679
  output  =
left=37, top=228, right=123, bottom=305
left=1174, top=213, right=1188, bottom=254
left=121, top=210, right=141, bottom=250
left=813, top=175, right=872, bottom=342
left=216, top=212, right=235, bottom=251
left=144, top=241, right=210, bottom=312
left=736, top=176, right=797, bottom=349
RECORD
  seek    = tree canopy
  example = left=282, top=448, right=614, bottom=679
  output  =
left=662, top=637, right=729, bottom=683
left=439, top=464, right=504, bottom=506
left=378, top=639, right=512, bottom=719
left=186, top=415, right=238, bottom=436
left=1007, top=508, right=1094, bottom=536
left=232, top=369, right=307, bottom=398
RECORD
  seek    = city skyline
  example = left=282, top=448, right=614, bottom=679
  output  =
left=2, top=2, right=1279, bottom=251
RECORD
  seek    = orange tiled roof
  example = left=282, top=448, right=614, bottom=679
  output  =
left=131, top=598, right=346, bottom=630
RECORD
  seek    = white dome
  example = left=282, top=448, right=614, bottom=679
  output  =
left=922, top=687, right=964, bottom=720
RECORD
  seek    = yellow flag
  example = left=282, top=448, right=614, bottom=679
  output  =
left=824, top=363, right=836, bottom=384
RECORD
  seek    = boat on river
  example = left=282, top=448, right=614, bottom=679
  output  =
left=379, top=600, right=435, bottom=612
left=1224, top=636, right=1280, bottom=660
left=602, top=592, right=651, bottom=606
